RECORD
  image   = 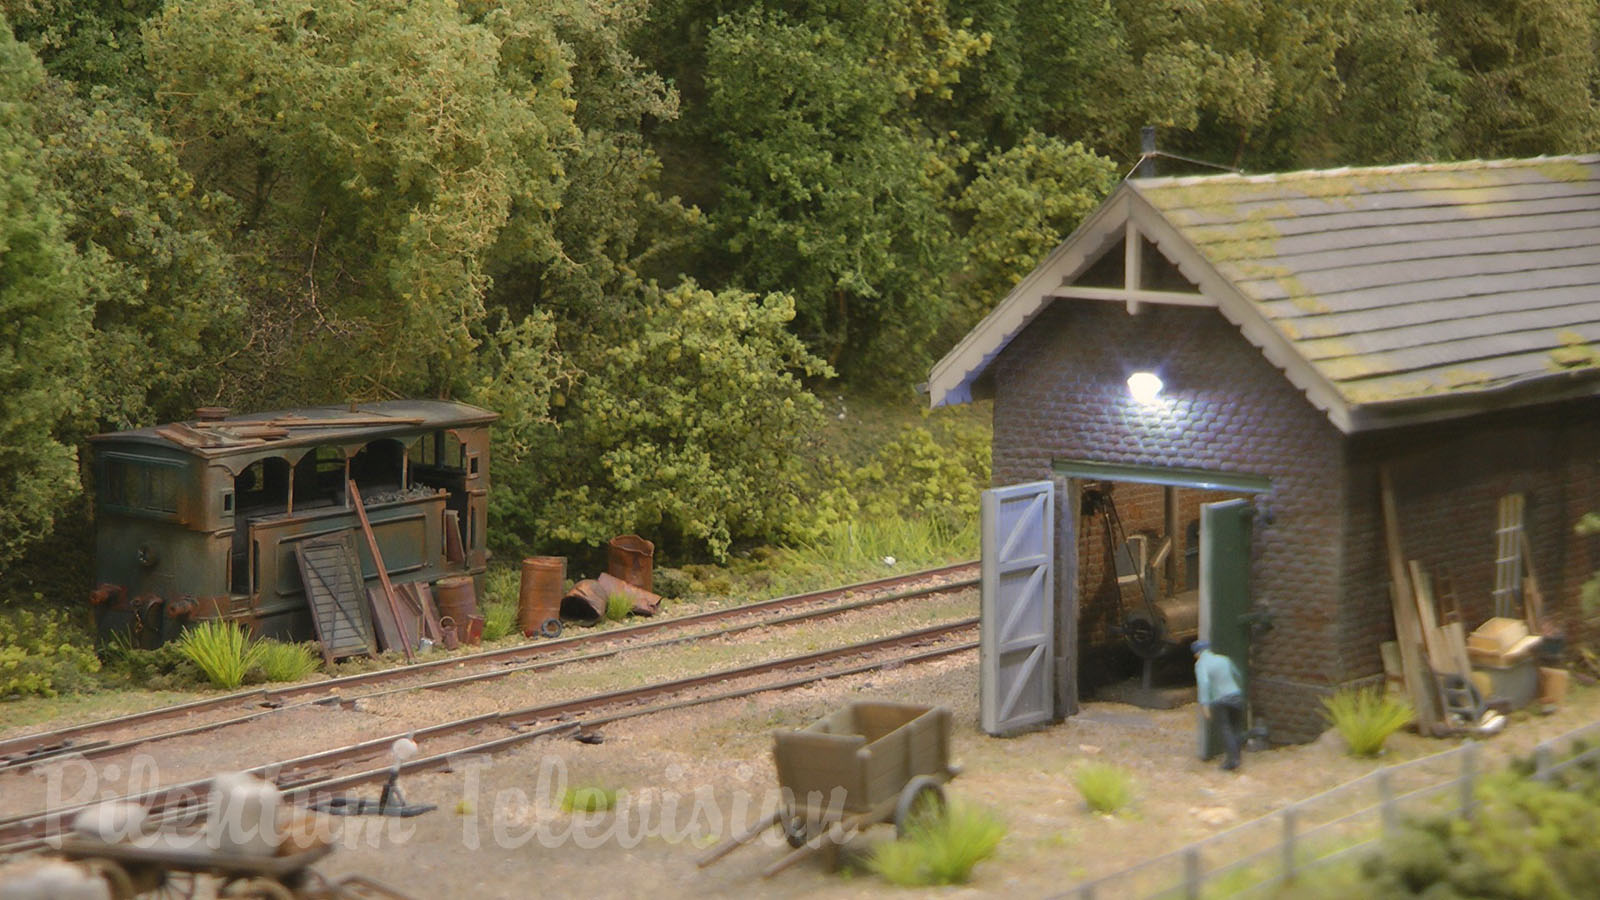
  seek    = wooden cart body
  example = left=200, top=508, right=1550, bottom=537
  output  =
left=773, top=701, right=954, bottom=819
left=700, top=701, right=958, bottom=877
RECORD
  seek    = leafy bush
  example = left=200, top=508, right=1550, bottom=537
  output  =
left=516, top=281, right=832, bottom=562
left=254, top=640, right=319, bottom=682
left=561, top=786, right=617, bottom=812
left=1073, top=763, right=1134, bottom=814
left=867, top=801, right=1005, bottom=886
left=481, top=597, right=518, bottom=642
left=99, top=632, right=200, bottom=690
left=0, top=608, right=101, bottom=698
left=1346, top=763, right=1600, bottom=898
left=604, top=592, right=631, bottom=622
left=175, top=620, right=263, bottom=690
left=1322, top=687, right=1413, bottom=757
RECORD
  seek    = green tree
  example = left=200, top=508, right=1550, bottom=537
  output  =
left=954, top=134, right=1118, bottom=327
left=143, top=0, right=577, bottom=406
left=700, top=4, right=983, bottom=382
left=1422, top=0, right=1600, bottom=158
left=512, top=280, right=831, bottom=560
left=0, top=21, right=93, bottom=571
left=29, top=81, right=243, bottom=427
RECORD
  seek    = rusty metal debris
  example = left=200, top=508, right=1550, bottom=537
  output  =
left=561, top=572, right=662, bottom=622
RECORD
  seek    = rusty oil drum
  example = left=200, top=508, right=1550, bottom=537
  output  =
left=433, top=576, right=479, bottom=634
left=519, top=556, right=565, bottom=638
left=605, top=535, right=654, bottom=592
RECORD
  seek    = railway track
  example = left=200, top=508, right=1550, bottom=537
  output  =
left=0, top=561, right=978, bottom=772
left=0, top=615, right=980, bottom=856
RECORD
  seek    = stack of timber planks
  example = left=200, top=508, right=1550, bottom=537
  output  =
left=1379, top=469, right=1501, bottom=736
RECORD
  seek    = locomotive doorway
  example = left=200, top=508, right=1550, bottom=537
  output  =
left=1052, top=461, right=1266, bottom=707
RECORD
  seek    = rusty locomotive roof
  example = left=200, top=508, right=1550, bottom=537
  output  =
left=929, top=154, right=1600, bottom=432
left=90, top=400, right=498, bottom=457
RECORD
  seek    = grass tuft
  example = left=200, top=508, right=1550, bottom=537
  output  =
left=175, top=620, right=264, bottom=690
left=481, top=597, right=518, bottom=641
left=604, top=592, right=631, bottom=622
left=867, top=801, right=1005, bottom=886
left=1074, top=763, right=1134, bottom=814
left=254, top=640, right=320, bottom=682
left=1322, top=687, right=1413, bottom=757
left=561, top=786, right=617, bottom=812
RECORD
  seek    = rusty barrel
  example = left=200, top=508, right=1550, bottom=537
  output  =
left=434, top=576, right=480, bottom=629
left=606, top=535, right=654, bottom=592
left=519, top=556, right=566, bottom=638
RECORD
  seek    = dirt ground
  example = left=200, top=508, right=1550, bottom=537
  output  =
left=8, top=583, right=1600, bottom=899
left=307, top=650, right=1600, bottom=900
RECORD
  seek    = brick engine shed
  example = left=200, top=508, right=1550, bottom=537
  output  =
left=929, top=155, right=1600, bottom=742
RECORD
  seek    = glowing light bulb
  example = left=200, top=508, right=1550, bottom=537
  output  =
left=1127, top=371, right=1164, bottom=404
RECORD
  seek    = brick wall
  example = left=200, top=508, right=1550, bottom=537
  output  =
left=1343, top=400, right=1600, bottom=676
left=990, top=301, right=1347, bottom=742
left=987, top=301, right=1600, bottom=742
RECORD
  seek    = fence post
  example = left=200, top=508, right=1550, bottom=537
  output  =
left=1281, top=807, right=1299, bottom=883
left=1184, top=846, right=1201, bottom=900
left=1534, top=744, right=1552, bottom=782
left=1460, top=743, right=1479, bottom=820
left=1378, top=770, right=1395, bottom=833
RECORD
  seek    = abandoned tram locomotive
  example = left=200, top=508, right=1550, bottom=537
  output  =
left=86, top=401, right=496, bottom=646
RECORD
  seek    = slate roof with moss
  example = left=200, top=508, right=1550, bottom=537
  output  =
left=1132, top=155, right=1600, bottom=409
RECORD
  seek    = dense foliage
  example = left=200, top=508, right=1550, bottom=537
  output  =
left=4, top=0, right=1600, bottom=574
left=1326, top=748, right=1600, bottom=898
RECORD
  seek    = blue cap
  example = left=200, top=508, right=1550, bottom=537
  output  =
left=1192, top=640, right=1210, bottom=654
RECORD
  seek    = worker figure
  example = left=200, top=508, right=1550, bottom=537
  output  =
left=1193, top=640, right=1245, bottom=771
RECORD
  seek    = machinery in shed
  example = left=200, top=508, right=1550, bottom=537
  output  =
left=86, top=401, right=497, bottom=648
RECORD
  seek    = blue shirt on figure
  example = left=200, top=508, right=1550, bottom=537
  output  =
left=1195, top=647, right=1243, bottom=703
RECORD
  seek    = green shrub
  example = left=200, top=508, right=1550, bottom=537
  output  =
left=561, top=786, right=617, bottom=812
left=1348, top=765, right=1600, bottom=897
left=1322, top=687, right=1412, bottom=757
left=100, top=631, right=200, bottom=690
left=254, top=640, right=319, bottom=682
left=481, top=597, right=518, bottom=642
left=0, top=608, right=101, bottom=698
left=866, top=801, right=1005, bottom=886
left=175, top=620, right=264, bottom=690
left=604, top=592, right=631, bottom=622
left=1073, top=763, right=1134, bottom=814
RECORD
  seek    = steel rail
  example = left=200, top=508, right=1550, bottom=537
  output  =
left=0, top=561, right=977, bottom=764
left=0, top=570, right=979, bottom=774
left=0, top=616, right=978, bottom=855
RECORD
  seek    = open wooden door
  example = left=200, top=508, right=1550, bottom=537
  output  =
left=980, top=481, right=1055, bottom=736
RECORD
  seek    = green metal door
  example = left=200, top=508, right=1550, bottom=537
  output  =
left=1198, top=498, right=1253, bottom=760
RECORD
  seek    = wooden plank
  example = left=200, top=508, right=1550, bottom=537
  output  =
left=1380, top=467, right=1440, bottom=730
left=1442, top=622, right=1472, bottom=682
left=194, top=415, right=427, bottom=429
left=366, top=586, right=406, bottom=654
left=1409, top=561, right=1456, bottom=676
left=348, top=479, right=414, bottom=664
left=1520, top=530, right=1544, bottom=631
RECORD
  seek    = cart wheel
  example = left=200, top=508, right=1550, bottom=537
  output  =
left=139, top=870, right=200, bottom=900
left=539, top=617, right=563, bottom=639
left=219, top=877, right=296, bottom=900
left=80, top=857, right=136, bottom=900
left=780, top=804, right=808, bottom=849
left=893, top=776, right=947, bottom=838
